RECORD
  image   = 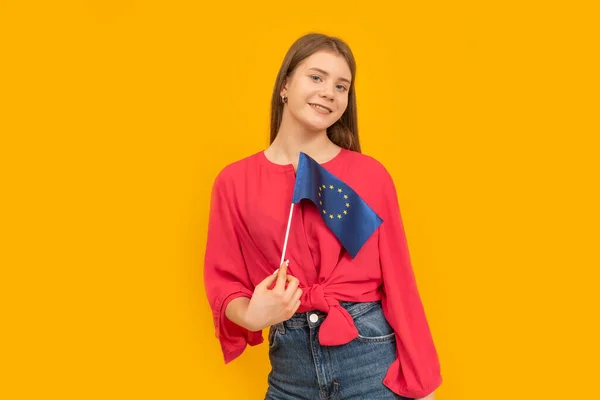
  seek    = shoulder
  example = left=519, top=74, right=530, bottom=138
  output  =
left=342, top=149, right=395, bottom=187
left=213, top=151, right=263, bottom=182
left=338, top=149, right=399, bottom=212
left=212, top=151, right=263, bottom=190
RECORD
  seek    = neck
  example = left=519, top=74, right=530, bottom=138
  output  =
left=267, top=114, right=341, bottom=167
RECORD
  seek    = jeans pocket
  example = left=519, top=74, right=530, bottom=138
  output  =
left=353, top=303, right=396, bottom=343
left=268, top=324, right=281, bottom=350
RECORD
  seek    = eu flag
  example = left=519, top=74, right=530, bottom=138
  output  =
left=292, top=152, right=383, bottom=258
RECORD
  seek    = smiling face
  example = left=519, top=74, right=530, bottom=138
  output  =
left=280, top=50, right=352, bottom=133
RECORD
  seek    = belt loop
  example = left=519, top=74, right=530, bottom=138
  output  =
left=276, top=321, right=285, bottom=334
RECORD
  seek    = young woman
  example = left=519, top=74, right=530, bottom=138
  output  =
left=204, top=33, right=442, bottom=400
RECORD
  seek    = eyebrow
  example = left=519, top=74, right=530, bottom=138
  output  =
left=307, top=67, right=352, bottom=85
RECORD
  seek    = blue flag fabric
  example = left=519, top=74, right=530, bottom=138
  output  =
left=292, top=152, right=383, bottom=258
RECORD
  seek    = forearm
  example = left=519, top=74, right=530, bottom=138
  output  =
left=225, top=296, right=252, bottom=330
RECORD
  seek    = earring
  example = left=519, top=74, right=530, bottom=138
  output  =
left=281, top=95, right=288, bottom=104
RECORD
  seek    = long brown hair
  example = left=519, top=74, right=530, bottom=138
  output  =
left=269, top=33, right=361, bottom=153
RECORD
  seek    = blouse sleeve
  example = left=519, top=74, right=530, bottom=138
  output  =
left=378, top=170, right=442, bottom=398
left=203, top=169, right=263, bottom=364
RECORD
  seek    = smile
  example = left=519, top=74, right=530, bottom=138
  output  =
left=309, top=103, right=332, bottom=114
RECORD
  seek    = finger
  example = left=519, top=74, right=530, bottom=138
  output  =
left=291, top=299, right=301, bottom=314
left=257, top=272, right=278, bottom=290
left=274, top=260, right=288, bottom=291
left=273, top=259, right=291, bottom=275
left=290, top=286, right=303, bottom=305
left=283, top=275, right=299, bottom=302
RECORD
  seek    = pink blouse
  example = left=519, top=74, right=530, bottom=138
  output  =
left=203, top=148, right=442, bottom=398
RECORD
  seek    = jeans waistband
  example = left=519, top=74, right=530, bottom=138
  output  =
left=278, top=300, right=381, bottom=329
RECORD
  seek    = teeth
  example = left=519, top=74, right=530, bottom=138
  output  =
left=311, top=104, right=330, bottom=112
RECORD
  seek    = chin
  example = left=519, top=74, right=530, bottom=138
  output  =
left=301, top=120, right=332, bottom=132
left=300, top=114, right=336, bottom=132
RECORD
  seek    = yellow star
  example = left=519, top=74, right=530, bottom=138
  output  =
left=329, top=185, right=334, bottom=189
left=329, top=214, right=334, bottom=219
left=323, top=209, right=327, bottom=214
left=343, top=210, right=348, bottom=215
left=319, top=201, right=322, bottom=205
left=338, top=188, right=342, bottom=193
left=344, top=194, right=348, bottom=199
left=337, top=214, right=342, bottom=219
left=318, top=192, right=321, bottom=197
left=322, top=184, right=326, bottom=188
left=346, top=203, right=350, bottom=207
left=318, top=186, right=322, bottom=191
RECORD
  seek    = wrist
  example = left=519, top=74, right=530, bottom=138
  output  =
left=225, top=296, right=254, bottom=330
left=240, top=304, right=257, bottom=331
left=238, top=298, right=262, bottom=331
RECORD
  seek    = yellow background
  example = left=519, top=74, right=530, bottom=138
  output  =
left=1, top=1, right=598, bottom=399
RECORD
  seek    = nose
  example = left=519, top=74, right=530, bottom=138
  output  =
left=319, top=84, right=335, bottom=101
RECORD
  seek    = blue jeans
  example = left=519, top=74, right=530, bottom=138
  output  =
left=265, top=301, right=412, bottom=400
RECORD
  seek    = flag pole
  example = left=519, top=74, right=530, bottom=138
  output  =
left=273, top=202, right=294, bottom=274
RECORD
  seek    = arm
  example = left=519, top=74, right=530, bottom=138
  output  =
left=378, top=169, right=442, bottom=398
left=225, top=297, right=251, bottom=330
left=227, top=261, right=303, bottom=332
left=203, top=170, right=262, bottom=364
left=204, top=168, right=304, bottom=362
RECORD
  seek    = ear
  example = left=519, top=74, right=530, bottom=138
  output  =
left=279, top=77, right=289, bottom=98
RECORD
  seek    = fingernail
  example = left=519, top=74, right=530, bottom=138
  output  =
left=285, top=260, right=289, bottom=266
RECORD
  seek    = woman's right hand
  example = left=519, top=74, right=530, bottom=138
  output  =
left=242, top=261, right=303, bottom=331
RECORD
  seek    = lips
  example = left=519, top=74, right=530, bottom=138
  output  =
left=309, top=103, right=333, bottom=113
